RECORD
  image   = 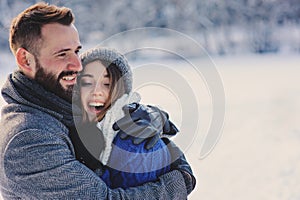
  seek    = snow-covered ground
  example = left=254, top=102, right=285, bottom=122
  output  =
left=0, top=53, right=300, bottom=199
left=188, top=53, right=300, bottom=200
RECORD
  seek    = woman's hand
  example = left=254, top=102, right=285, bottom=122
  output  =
left=112, top=103, right=179, bottom=149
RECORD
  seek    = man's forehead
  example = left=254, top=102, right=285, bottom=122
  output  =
left=41, top=23, right=80, bottom=53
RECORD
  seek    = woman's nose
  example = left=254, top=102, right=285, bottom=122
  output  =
left=92, top=84, right=104, bottom=96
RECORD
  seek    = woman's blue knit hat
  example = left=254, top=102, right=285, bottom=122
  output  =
left=80, top=47, right=132, bottom=94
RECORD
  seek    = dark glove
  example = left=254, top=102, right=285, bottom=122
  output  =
left=162, top=138, right=196, bottom=195
left=112, top=102, right=179, bottom=150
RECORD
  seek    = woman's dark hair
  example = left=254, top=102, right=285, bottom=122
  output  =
left=96, top=61, right=125, bottom=121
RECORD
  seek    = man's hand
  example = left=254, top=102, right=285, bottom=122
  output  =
left=112, top=103, right=179, bottom=149
left=162, top=138, right=196, bottom=195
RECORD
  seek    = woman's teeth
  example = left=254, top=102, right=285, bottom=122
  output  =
left=89, top=102, right=104, bottom=110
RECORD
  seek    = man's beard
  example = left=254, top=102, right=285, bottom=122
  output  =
left=34, top=60, right=76, bottom=103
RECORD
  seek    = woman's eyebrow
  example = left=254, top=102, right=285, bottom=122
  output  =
left=81, top=74, right=93, bottom=78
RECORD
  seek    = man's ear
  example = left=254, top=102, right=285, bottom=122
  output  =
left=15, top=48, right=36, bottom=78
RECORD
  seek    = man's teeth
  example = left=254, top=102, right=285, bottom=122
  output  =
left=62, top=76, right=75, bottom=81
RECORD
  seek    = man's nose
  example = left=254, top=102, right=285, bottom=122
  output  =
left=67, top=54, right=82, bottom=72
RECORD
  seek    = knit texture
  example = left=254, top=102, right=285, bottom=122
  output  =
left=96, top=92, right=141, bottom=165
left=0, top=71, right=190, bottom=199
left=80, top=46, right=132, bottom=94
left=96, top=91, right=172, bottom=189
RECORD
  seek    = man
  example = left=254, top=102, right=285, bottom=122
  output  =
left=0, top=2, right=195, bottom=199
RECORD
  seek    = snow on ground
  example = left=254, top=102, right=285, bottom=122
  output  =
left=0, top=53, right=300, bottom=199
left=188, top=53, right=300, bottom=200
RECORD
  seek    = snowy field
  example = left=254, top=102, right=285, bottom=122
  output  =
left=0, top=53, right=300, bottom=199
left=187, top=54, right=300, bottom=200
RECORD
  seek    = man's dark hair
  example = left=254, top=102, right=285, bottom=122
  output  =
left=9, top=2, right=74, bottom=56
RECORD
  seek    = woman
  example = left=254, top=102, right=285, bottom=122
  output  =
left=75, top=47, right=173, bottom=189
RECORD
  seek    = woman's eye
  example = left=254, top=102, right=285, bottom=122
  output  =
left=81, top=81, right=93, bottom=87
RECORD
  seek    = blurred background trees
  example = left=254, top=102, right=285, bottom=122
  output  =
left=1, top=0, right=300, bottom=55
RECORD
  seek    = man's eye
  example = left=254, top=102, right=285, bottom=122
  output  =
left=75, top=49, right=80, bottom=55
left=57, top=53, right=66, bottom=57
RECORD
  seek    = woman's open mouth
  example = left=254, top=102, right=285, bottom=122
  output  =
left=88, top=102, right=105, bottom=113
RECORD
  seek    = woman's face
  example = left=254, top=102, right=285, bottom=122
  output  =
left=80, top=60, right=111, bottom=121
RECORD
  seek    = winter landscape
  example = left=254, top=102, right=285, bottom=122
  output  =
left=1, top=0, right=300, bottom=199
left=1, top=51, right=300, bottom=200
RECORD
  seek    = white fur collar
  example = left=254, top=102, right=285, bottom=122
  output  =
left=96, top=92, right=141, bottom=165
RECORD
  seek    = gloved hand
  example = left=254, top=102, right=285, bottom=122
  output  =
left=112, top=102, right=179, bottom=149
